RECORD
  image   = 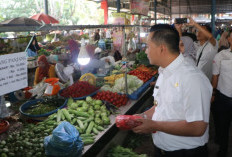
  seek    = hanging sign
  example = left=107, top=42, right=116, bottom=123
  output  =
left=130, top=0, right=150, bottom=16
left=0, top=52, right=28, bottom=95
left=112, top=30, right=124, bottom=52
left=112, top=13, right=127, bottom=25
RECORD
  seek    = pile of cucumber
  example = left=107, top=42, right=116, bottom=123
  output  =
left=0, top=97, right=112, bottom=157
left=57, top=97, right=111, bottom=144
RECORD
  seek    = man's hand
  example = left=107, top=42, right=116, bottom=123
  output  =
left=187, top=17, right=196, bottom=27
left=150, top=81, right=156, bottom=86
left=211, top=96, right=215, bottom=103
left=174, top=24, right=183, bottom=37
left=132, top=119, right=156, bottom=134
left=174, top=24, right=182, bottom=32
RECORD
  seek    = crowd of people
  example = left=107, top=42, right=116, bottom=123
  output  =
left=24, top=17, right=232, bottom=157
left=133, top=18, right=232, bottom=157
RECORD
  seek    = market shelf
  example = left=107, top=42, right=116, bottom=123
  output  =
left=82, top=87, right=153, bottom=156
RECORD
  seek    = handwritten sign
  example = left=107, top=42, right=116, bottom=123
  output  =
left=0, top=52, right=28, bottom=95
left=130, top=0, right=150, bottom=16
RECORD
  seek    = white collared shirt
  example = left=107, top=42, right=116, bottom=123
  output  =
left=152, top=54, right=212, bottom=151
left=212, top=48, right=232, bottom=97
left=196, top=41, right=218, bottom=80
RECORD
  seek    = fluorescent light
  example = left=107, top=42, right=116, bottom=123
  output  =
left=77, top=38, right=90, bottom=65
left=78, top=58, right=90, bottom=65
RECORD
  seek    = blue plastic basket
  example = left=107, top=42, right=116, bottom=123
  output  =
left=58, top=89, right=99, bottom=100
left=20, top=99, right=67, bottom=118
left=128, top=77, right=156, bottom=100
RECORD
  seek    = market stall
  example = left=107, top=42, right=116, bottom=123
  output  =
left=0, top=24, right=157, bottom=157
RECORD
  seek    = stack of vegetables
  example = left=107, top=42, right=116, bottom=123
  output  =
left=106, top=145, right=147, bottom=157
left=128, top=70, right=153, bottom=83
left=0, top=116, right=57, bottom=157
left=37, top=48, right=51, bottom=56
left=101, top=75, right=143, bottom=94
left=104, top=74, right=124, bottom=85
left=61, top=97, right=111, bottom=144
left=60, top=81, right=99, bottom=98
left=24, top=97, right=65, bottom=116
left=93, top=91, right=128, bottom=107
left=128, top=65, right=157, bottom=83
left=0, top=97, right=112, bottom=156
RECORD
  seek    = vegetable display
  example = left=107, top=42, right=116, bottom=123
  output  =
left=104, top=74, right=124, bottom=85
left=93, top=91, right=128, bottom=107
left=0, top=97, right=112, bottom=156
left=24, top=97, right=65, bottom=115
left=60, top=81, right=99, bottom=98
left=60, top=97, right=112, bottom=145
left=106, top=145, right=147, bottom=157
left=101, top=75, right=143, bottom=95
left=37, top=48, right=51, bottom=56
left=128, top=70, right=153, bottom=83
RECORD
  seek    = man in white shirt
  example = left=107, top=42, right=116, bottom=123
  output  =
left=188, top=18, right=218, bottom=81
left=211, top=30, right=232, bottom=157
left=132, top=24, right=212, bottom=157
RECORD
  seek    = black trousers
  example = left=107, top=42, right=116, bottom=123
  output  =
left=154, top=144, right=208, bottom=157
left=211, top=91, right=232, bottom=157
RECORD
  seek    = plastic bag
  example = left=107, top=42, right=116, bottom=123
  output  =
left=44, top=121, right=83, bottom=157
left=115, top=115, right=143, bottom=130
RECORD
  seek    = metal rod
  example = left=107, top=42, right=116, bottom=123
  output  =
left=117, top=0, right=120, bottom=13
left=0, top=24, right=150, bottom=33
left=211, top=0, right=216, bottom=36
left=44, top=0, right=49, bottom=15
left=154, top=0, right=157, bottom=24
left=170, top=0, right=172, bottom=24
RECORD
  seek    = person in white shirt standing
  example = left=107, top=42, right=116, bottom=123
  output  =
left=211, top=30, right=232, bottom=157
left=132, top=24, right=212, bottom=157
left=188, top=17, right=218, bottom=81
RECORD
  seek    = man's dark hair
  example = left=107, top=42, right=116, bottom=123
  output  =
left=150, top=24, right=180, bottom=54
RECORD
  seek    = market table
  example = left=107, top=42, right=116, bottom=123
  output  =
left=82, top=87, right=153, bottom=157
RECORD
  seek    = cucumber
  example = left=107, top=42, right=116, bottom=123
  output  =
left=80, top=133, right=94, bottom=137
left=77, top=117, right=87, bottom=120
left=93, top=127, right=99, bottom=135
left=57, top=109, right=62, bottom=122
left=86, top=121, right=94, bottom=134
left=96, top=125, right=105, bottom=131
left=62, top=109, right=71, bottom=122
left=83, top=139, right=94, bottom=145
left=76, top=119, right=84, bottom=129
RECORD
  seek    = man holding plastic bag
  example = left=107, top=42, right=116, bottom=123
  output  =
left=132, top=24, right=212, bottom=157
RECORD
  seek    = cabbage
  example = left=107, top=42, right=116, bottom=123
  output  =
left=113, top=75, right=143, bottom=94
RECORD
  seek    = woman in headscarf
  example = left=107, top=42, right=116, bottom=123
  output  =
left=34, top=55, right=56, bottom=85
left=27, top=36, right=41, bottom=57
left=179, top=36, right=196, bottom=65
left=218, top=31, right=229, bottom=52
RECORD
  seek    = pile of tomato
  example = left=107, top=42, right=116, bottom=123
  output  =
left=60, top=81, right=99, bottom=98
left=93, top=91, right=128, bottom=107
left=128, top=69, right=153, bottom=82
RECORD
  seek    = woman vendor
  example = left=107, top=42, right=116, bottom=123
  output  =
left=34, top=55, right=56, bottom=85
left=26, top=36, right=40, bottom=57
